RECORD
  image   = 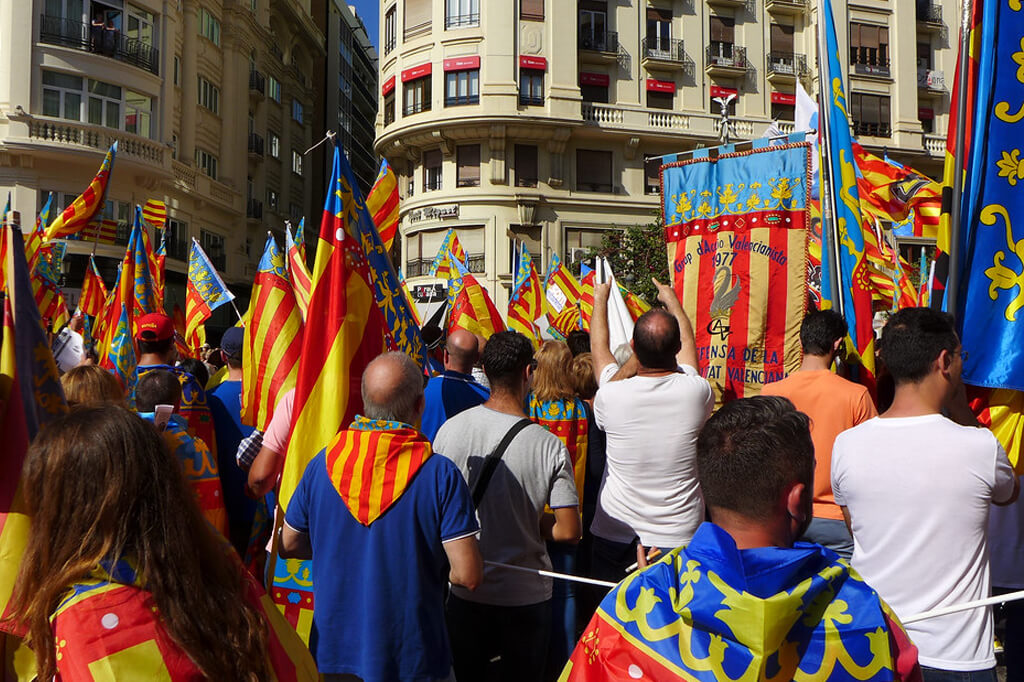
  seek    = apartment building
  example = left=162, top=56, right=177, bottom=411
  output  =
left=0, top=0, right=322, bottom=320
left=376, top=0, right=956, bottom=309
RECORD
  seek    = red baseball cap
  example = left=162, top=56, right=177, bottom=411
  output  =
left=136, top=313, right=174, bottom=342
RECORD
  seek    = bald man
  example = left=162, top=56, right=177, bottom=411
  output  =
left=421, top=328, right=490, bottom=442
left=282, top=352, right=482, bottom=682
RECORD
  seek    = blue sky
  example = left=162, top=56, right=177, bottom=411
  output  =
left=350, top=0, right=380, bottom=50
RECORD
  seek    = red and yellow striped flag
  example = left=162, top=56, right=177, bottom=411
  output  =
left=80, top=218, right=118, bottom=244
left=508, top=243, right=545, bottom=346
left=44, top=142, right=117, bottom=241
left=141, top=198, right=167, bottom=229
left=365, top=159, right=399, bottom=252
left=325, top=418, right=433, bottom=525
left=286, top=224, right=311, bottom=320
left=31, top=246, right=70, bottom=332
left=78, top=256, right=108, bottom=318
left=549, top=304, right=582, bottom=337
left=242, top=235, right=303, bottom=431
left=172, top=303, right=195, bottom=359
left=447, top=260, right=505, bottom=339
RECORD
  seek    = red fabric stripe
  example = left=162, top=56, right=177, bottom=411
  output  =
left=377, top=434, right=403, bottom=512
left=726, top=227, right=751, bottom=399
left=693, top=234, right=716, bottom=378
left=764, top=224, right=791, bottom=389
left=356, top=431, right=382, bottom=524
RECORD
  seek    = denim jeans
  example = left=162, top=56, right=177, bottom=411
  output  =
left=545, top=543, right=577, bottom=681
left=446, top=594, right=551, bottom=682
left=920, top=667, right=998, bottom=682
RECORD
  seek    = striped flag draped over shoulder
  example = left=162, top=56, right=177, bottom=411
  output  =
left=242, top=235, right=303, bottom=431
left=365, top=159, right=400, bottom=252
left=44, top=142, right=117, bottom=241
left=185, top=240, right=234, bottom=345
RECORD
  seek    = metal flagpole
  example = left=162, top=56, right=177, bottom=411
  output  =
left=814, top=1, right=845, bottom=315
left=945, top=0, right=975, bottom=320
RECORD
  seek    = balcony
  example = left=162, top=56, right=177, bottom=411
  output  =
left=445, top=12, right=479, bottom=28
left=767, top=52, right=808, bottom=83
left=445, top=94, right=480, bottom=106
left=852, top=121, right=891, bottom=138
left=708, top=0, right=748, bottom=8
left=642, top=37, right=689, bottom=69
left=13, top=115, right=167, bottom=165
left=247, top=132, right=264, bottom=157
left=519, top=93, right=544, bottom=106
left=579, top=31, right=619, bottom=64
left=917, top=3, right=944, bottom=29
left=924, top=134, right=945, bottom=156
left=246, top=199, right=263, bottom=220
left=851, top=55, right=891, bottom=78
left=918, top=68, right=946, bottom=92
left=403, top=101, right=430, bottom=116
left=705, top=44, right=748, bottom=76
left=406, top=258, right=431, bottom=278
left=249, top=69, right=265, bottom=95
left=39, top=14, right=160, bottom=75
left=766, top=0, right=808, bottom=15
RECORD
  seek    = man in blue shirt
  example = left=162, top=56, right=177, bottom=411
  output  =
left=206, top=326, right=256, bottom=557
left=421, top=328, right=489, bottom=441
left=281, top=352, right=482, bottom=682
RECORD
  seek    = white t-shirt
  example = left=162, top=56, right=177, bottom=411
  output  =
left=832, top=414, right=1017, bottom=671
left=591, top=362, right=714, bottom=548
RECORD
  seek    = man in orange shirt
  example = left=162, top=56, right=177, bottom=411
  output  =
left=761, top=309, right=876, bottom=557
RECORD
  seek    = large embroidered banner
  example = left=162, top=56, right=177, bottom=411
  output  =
left=662, top=138, right=810, bottom=401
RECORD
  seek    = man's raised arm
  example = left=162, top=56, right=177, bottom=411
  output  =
left=652, top=277, right=698, bottom=369
left=590, top=282, right=617, bottom=384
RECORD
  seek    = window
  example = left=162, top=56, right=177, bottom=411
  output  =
left=124, top=90, right=152, bottom=137
left=44, top=0, right=85, bottom=21
left=267, top=188, right=279, bottom=210
left=292, top=99, right=304, bottom=123
left=457, top=145, right=481, bottom=187
left=519, top=69, right=544, bottom=106
left=87, top=79, right=122, bottom=129
left=917, top=41, right=933, bottom=70
left=404, top=0, right=431, bottom=38
left=289, top=203, right=303, bottom=221
left=771, top=103, right=795, bottom=121
left=516, top=145, right=538, bottom=188
left=404, top=76, right=431, bottom=115
left=126, top=4, right=156, bottom=47
left=646, top=7, right=672, bottom=52
left=769, top=24, right=795, bottom=74
left=445, top=69, right=479, bottom=106
left=384, top=7, right=396, bottom=53
left=384, top=92, right=395, bottom=124
left=565, top=227, right=615, bottom=266
left=171, top=133, right=178, bottom=159
left=165, top=217, right=188, bottom=259
left=580, top=6, right=608, bottom=50
left=423, top=149, right=442, bottom=191
left=851, top=92, right=891, bottom=137
left=197, top=76, right=219, bottom=114
left=850, top=23, right=890, bottom=74
left=709, top=16, right=735, bottom=61
left=267, top=76, right=281, bottom=102
left=201, top=229, right=226, bottom=270
left=446, top=0, right=479, bottom=28
left=644, top=155, right=661, bottom=195
left=269, top=132, right=280, bottom=158
left=195, top=148, right=219, bottom=180
left=647, top=91, right=673, bottom=110
left=576, top=149, right=613, bottom=192
left=173, top=55, right=180, bottom=85
left=521, top=0, right=543, bottom=21
left=199, top=8, right=221, bottom=46
left=42, top=71, right=83, bottom=121
left=292, top=150, right=303, bottom=175
left=581, top=84, right=608, bottom=103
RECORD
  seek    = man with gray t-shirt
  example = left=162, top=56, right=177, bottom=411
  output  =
left=435, top=331, right=580, bottom=682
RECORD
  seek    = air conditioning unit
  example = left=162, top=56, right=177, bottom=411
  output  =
left=568, top=247, right=590, bottom=264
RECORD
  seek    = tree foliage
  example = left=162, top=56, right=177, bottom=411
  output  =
left=586, top=217, right=669, bottom=305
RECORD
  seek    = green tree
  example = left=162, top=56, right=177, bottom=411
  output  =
left=586, top=217, right=669, bottom=305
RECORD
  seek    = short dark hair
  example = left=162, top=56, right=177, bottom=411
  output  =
left=566, top=330, right=591, bottom=357
left=880, top=307, right=959, bottom=384
left=135, top=370, right=182, bottom=413
left=697, top=395, right=814, bottom=521
left=800, top=309, right=847, bottom=356
left=138, top=337, right=174, bottom=357
left=177, top=359, right=209, bottom=389
left=632, top=309, right=680, bottom=369
left=481, top=331, right=534, bottom=389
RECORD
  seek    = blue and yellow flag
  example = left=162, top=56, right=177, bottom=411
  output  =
left=185, top=239, right=234, bottom=343
left=819, top=0, right=875, bottom=386
left=428, top=228, right=468, bottom=278
left=954, top=0, right=1024, bottom=390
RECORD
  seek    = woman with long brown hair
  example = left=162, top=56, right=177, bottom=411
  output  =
left=3, top=405, right=317, bottom=681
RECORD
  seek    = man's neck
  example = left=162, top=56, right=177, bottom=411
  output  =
left=484, top=387, right=526, bottom=417
left=798, top=353, right=833, bottom=372
left=635, top=364, right=676, bottom=378
left=226, top=367, right=243, bottom=381
left=711, top=509, right=794, bottom=550
left=444, top=364, right=473, bottom=376
left=883, top=379, right=946, bottom=418
left=138, top=353, right=169, bottom=367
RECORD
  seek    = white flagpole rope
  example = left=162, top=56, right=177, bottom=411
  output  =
left=484, top=561, right=618, bottom=589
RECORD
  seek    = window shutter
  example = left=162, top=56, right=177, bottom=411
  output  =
left=770, top=24, right=794, bottom=52
left=457, top=145, right=481, bottom=186
left=516, top=145, right=538, bottom=186
left=404, top=0, right=430, bottom=31
left=647, top=7, right=672, bottom=21
left=521, top=0, right=543, bottom=20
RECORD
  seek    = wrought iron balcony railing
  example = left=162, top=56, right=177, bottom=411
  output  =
left=39, top=14, right=159, bottom=75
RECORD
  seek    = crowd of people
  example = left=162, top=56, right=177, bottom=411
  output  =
left=5, top=276, right=1023, bottom=682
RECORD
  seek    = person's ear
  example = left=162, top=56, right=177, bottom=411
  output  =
left=785, top=481, right=807, bottom=524
left=832, top=337, right=843, bottom=354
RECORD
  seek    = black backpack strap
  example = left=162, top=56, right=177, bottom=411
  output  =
left=470, top=418, right=533, bottom=509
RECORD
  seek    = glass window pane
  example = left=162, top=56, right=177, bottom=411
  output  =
left=88, top=97, right=102, bottom=125
left=106, top=102, right=119, bottom=129
left=42, top=89, right=60, bottom=118
left=65, top=92, right=81, bottom=120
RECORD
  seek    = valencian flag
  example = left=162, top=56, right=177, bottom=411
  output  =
left=818, top=0, right=875, bottom=387
left=545, top=252, right=582, bottom=312
left=271, top=145, right=390, bottom=641
left=141, top=198, right=167, bottom=229
left=447, top=258, right=505, bottom=338
left=853, top=143, right=942, bottom=228
left=508, top=243, right=546, bottom=346
left=365, top=159, right=400, bottom=251
left=172, top=303, right=196, bottom=358
left=549, top=304, right=582, bottom=338
left=429, top=228, right=468, bottom=278
left=286, top=223, right=311, bottom=321
left=81, top=217, right=118, bottom=245
left=185, top=239, right=235, bottom=345
left=242, top=235, right=303, bottom=431
left=293, top=217, right=308, bottom=265
left=153, top=223, right=166, bottom=310
left=398, top=268, right=423, bottom=326
left=78, top=256, right=108, bottom=318
left=126, top=206, right=163, bottom=318
left=661, top=136, right=810, bottom=401
left=44, top=142, right=117, bottom=241
left=25, top=192, right=54, bottom=271
left=0, top=213, right=68, bottom=636
left=31, top=243, right=70, bottom=332
left=96, top=261, right=137, bottom=387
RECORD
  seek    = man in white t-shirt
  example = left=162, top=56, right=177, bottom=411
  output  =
left=832, top=307, right=1018, bottom=680
left=588, top=278, right=713, bottom=581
